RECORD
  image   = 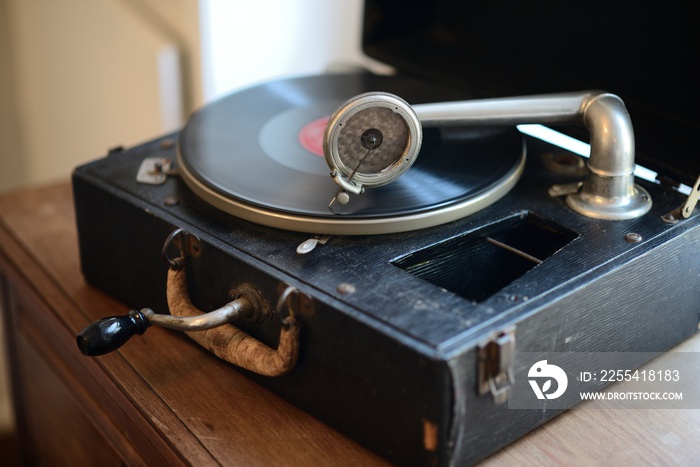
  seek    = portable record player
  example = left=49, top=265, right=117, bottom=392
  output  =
left=72, top=2, right=700, bottom=466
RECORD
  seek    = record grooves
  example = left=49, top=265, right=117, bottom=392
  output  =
left=177, top=74, right=526, bottom=234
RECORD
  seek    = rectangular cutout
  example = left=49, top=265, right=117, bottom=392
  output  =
left=392, top=213, right=578, bottom=302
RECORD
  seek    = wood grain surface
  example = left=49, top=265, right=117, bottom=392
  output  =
left=0, top=181, right=698, bottom=466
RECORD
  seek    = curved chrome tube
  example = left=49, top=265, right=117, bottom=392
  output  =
left=412, top=91, right=651, bottom=220
left=414, top=91, right=601, bottom=127
left=76, top=298, right=254, bottom=356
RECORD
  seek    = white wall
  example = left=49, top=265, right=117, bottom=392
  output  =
left=199, top=0, right=391, bottom=103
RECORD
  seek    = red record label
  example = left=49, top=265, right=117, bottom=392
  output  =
left=299, top=116, right=329, bottom=157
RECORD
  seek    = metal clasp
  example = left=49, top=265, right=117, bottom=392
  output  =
left=478, top=327, right=516, bottom=405
left=161, top=228, right=202, bottom=270
left=136, top=157, right=179, bottom=185
left=296, top=235, right=331, bottom=254
left=276, top=284, right=316, bottom=322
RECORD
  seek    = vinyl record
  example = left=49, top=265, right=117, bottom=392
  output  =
left=177, top=73, right=526, bottom=235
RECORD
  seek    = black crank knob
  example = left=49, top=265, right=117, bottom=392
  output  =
left=77, top=309, right=150, bottom=356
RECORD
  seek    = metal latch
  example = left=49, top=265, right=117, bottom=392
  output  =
left=478, top=327, right=516, bottom=405
left=296, top=235, right=331, bottom=254
left=137, top=157, right=179, bottom=185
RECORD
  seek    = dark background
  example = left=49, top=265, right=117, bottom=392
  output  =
left=363, top=1, right=699, bottom=185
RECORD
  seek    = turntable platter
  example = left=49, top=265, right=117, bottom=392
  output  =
left=177, top=74, right=525, bottom=235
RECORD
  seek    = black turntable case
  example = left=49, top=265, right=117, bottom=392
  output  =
left=72, top=3, right=700, bottom=466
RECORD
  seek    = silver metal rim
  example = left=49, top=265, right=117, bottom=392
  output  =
left=177, top=146, right=526, bottom=235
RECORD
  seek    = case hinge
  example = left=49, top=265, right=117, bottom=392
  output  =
left=478, top=327, right=516, bottom=405
left=662, top=173, right=700, bottom=224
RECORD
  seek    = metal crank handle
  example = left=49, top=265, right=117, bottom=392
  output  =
left=77, top=268, right=300, bottom=377
left=76, top=295, right=254, bottom=356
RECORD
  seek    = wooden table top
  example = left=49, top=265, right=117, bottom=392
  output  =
left=0, top=181, right=698, bottom=466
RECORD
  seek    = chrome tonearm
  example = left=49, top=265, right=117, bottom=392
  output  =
left=323, top=91, right=652, bottom=220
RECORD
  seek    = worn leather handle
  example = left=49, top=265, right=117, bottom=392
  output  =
left=167, top=268, right=300, bottom=376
